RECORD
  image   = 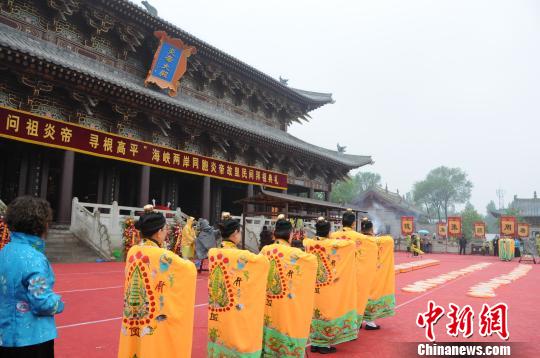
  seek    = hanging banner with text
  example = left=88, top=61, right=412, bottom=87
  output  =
left=401, top=216, right=415, bottom=236
left=500, top=216, right=516, bottom=237
left=0, top=106, right=287, bottom=189
left=517, top=223, right=529, bottom=238
left=447, top=216, right=462, bottom=237
left=474, top=221, right=486, bottom=239
left=437, top=222, right=447, bottom=238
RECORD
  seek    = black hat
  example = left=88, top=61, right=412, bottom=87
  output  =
left=136, top=212, right=166, bottom=237
left=274, top=217, right=293, bottom=239
left=220, top=218, right=240, bottom=238
left=315, top=216, right=331, bottom=237
left=342, top=209, right=356, bottom=227
left=360, top=217, right=373, bottom=233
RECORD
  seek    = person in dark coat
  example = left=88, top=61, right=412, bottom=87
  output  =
left=493, top=236, right=499, bottom=257
left=258, top=225, right=273, bottom=251
left=459, top=236, right=467, bottom=255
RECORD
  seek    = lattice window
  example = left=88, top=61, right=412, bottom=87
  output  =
left=30, top=94, right=69, bottom=121
left=152, top=131, right=172, bottom=147
left=117, top=123, right=142, bottom=140
left=183, top=141, right=200, bottom=154
left=212, top=149, right=226, bottom=160
left=78, top=112, right=112, bottom=132
left=89, top=35, right=115, bottom=57
left=53, top=19, right=83, bottom=44
left=8, top=0, right=47, bottom=29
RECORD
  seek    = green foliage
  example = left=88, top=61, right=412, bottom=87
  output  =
left=330, top=171, right=381, bottom=204
left=412, top=166, right=473, bottom=223
left=461, top=202, right=483, bottom=241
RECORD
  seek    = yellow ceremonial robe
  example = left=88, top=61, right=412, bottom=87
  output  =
left=260, top=240, right=317, bottom=357
left=304, top=238, right=358, bottom=347
left=364, top=235, right=396, bottom=321
left=118, top=240, right=197, bottom=358
left=330, top=227, right=378, bottom=323
left=207, top=242, right=270, bottom=357
left=181, top=217, right=196, bottom=259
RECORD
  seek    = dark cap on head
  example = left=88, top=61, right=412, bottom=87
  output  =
left=220, top=218, right=240, bottom=238
left=136, top=212, right=166, bottom=237
left=274, top=217, right=293, bottom=239
left=316, top=216, right=331, bottom=237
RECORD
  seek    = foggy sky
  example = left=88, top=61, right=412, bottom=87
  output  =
left=136, top=0, right=540, bottom=213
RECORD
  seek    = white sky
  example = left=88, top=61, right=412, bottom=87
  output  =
left=136, top=0, right=540, bottom=213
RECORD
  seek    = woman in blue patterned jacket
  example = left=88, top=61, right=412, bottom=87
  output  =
left=0, top=196, right=65, bottom=357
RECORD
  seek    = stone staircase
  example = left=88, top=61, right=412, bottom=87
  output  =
left=45, top=224, right=103, bottom=263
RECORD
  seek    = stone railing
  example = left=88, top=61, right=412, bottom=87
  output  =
left=70, top=198, right=113, bottom=260
left=71, top=198, right=186, bottom=250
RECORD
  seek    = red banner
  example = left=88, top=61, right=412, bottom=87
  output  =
left=437, top=222, right=447, bottom=238
left=500, top=216, right=516, bottom=237
left=447, top=216, right=462, bottom=237
left=517, top=223, right=529, bottom=238
left=474, top=221, right=486, bottom=239
left=401, top=216, right=414, bottom=236
left=0, top=106, right=287, bottom=189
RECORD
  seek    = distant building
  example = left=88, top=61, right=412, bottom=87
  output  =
left=354, top=186, right=428, bottom=238
left=491, top=192, right=540, bottom=238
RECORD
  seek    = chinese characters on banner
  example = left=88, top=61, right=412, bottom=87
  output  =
left=401, top=216, right=414, bottom=236
left=0, top=106, right=287, bottom=189
left=447, top=216, right=462, bottom=237
left=144, top=31, right=197, bottom=97
left=437, top=222, right=447, bottom=238
left=517, top=223, right=530, bottom=238
left=417, top=300, right=509, bottom=342
left=474, top=222, right=486, bottom=239
left=500, top=216, right=516, bottom=237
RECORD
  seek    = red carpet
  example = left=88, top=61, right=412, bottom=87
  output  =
left=52, top=253, right=538, bottom=357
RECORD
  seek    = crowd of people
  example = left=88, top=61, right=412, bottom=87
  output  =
left=0, top=196, right=396, bottom=357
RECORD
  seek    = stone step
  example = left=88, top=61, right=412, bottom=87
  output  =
left=44, top=228, right=103, bottom=263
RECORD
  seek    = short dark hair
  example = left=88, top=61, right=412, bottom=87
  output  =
left=6, top=196, right=52, bottom=237
left=274, top=219, right=293, bottom=240
left=316, top=217, right=331, bottom=238
left=342, top=211, right=356, bottom=227
left=360, top=217, right=373, bottom=234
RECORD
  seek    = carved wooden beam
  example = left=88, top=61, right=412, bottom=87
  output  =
left=85, top=8, right=115, bottom=35
left=117, top=24, right=145, bottom=54
left=46, top=0, right=80, bottom=21
left=71, top=91, right=98, bottom=115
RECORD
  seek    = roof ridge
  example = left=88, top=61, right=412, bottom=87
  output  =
left=0, top=23, right=371, bottom=168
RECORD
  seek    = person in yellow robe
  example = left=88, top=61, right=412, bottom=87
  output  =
left=181, top=216, right=196, bottom=259
left=207, top=218, right=270, bottom=357
left=305, top=217, right=358, bottom=354
left=260, top=216, right=317, bottom=357
left=330, top=212, right=378, bottom=330
left=361, top=218, right=396, bottom=330
left=118, top=208, right=197, bottom=358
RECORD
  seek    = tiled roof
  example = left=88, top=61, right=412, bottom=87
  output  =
left=354, top=186, right=424, bottom=215
left=0, top=24, right=372, bottom=168
left=102, top=0, right=333, bottom=107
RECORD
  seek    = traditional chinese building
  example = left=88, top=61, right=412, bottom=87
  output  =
left=490, top=193, right=540, bottom=238
left=354, top=185, right=428, bottom=237
left=0, top=0, right=372, bottom=226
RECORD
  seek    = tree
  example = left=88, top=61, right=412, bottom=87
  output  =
left=330, top=171, right=381, bottom=204
left=461, top=202, right=483, bottom=241
left=412, top=166, right=472, bottom=223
